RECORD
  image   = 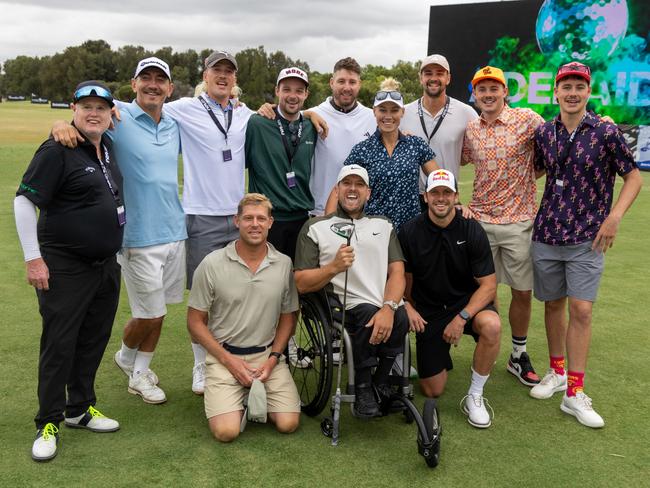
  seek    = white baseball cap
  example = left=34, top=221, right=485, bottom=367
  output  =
left=134, top=57, right=172, bottom=80
left=277, top=67, right=309, bottom=86
left=337, top=164, right=369, bottom=186
left=420, top=54, right=450, bottom=73
left=426, top=169, right=457, bottom=192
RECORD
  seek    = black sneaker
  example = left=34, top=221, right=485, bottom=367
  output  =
left=507, top=352, right=540, bottom=387
left=354, top=383, right=380, bottom=419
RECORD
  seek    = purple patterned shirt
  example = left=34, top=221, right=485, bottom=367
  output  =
left=533, top=111, right=636, bottom=246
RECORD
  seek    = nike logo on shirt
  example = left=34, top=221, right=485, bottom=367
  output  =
left=457, top=240, right=466, bottom=245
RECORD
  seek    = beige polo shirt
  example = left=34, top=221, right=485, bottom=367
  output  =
left=188, top=240, right=299, bottom=348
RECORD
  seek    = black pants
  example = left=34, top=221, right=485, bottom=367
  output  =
left=34, top=251, right=120, bottom=429
left=267, top=216, right=308, bottom=261
left=344, top=303, right=409, bottom=371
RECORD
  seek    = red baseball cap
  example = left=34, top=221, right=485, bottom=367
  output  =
left=555, top=62, right=591, bottom=84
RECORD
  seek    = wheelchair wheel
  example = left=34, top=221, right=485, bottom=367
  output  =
left=418, top=398, right=441, bottom=468
left=290, top=295, right=333, bottom=416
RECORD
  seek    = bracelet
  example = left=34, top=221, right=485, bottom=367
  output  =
left=269, top=351, right=282, bottom=361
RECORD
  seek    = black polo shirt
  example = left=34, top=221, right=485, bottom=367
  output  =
left=17, top=135, right=124, bottom=261
left=398, top=209, right=494, bottom=319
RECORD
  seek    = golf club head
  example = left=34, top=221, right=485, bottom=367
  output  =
left=330, top=222, right=355, bottom=245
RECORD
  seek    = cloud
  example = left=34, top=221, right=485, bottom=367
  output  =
left=0, top=0, right=509, bottom=72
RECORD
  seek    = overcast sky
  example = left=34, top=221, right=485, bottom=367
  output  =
left=0, top=0, right=512, bottom=72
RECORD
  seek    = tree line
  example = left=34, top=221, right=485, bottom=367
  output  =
left=0, top=40, right=422, bottom=109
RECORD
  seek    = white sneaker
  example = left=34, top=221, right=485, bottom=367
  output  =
left=32, top=423, right=59, bottom=462
left=560, top=392, right=605, bottom=428
left=128, top=371, right=167, bottom=404
left=114, top=351, right=159, bottom=385
left=288, top=336, right=311, bottom=369
left=461, top=394, right=493, bottom=428
left=530, top=369, right=567, bottom=399
left=64, top=406, right=120, bottom=432
left=192, top=363, right=206, bottom=395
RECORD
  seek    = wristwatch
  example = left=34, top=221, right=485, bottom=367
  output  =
left=383, top=300, right=399, bottom=311
left=458, top=309, right=471, bottom=322
left=269, top=351, right=282, bottom=361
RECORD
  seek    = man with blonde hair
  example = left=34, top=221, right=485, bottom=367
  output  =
left=187, top=193, right=301, bottom=442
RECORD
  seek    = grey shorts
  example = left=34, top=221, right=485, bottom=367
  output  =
left=186, top=214, right=239, bottom=288
left=531, top=240, right=604, bottom=302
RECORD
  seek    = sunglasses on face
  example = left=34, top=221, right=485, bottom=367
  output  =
left=374, top=90, right=403, bottom=102
left=74, top=86, right=112, bottom=101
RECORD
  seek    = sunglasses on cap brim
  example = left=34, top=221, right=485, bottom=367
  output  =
left=74, top=86, right=113, bottom=102
left=375, top=90, right=403, bottom=102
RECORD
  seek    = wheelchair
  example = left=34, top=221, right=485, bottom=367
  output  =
left=289, top=290, right=442, bottom=468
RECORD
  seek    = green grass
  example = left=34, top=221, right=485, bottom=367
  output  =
left=1, top=101, right=649, bottom=487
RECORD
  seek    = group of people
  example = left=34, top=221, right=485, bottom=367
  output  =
left=14, top=49, right=641, bottom=462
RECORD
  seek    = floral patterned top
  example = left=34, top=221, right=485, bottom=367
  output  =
left=344, top=129, right=435, bottom=231
left=532, top=111, right=637, bottom=246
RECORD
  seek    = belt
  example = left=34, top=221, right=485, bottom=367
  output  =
left=222, top=342, right=272, bottom=355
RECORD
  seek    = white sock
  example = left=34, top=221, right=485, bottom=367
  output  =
left=468, top=367, right=489, bottom=397
left=133, top=351, right=154, bottom=378
left=120, top=342, right=138, bottom=366
left=511, top=335, right=527, bottom=359
left=192, top=342, right=206, bottom=367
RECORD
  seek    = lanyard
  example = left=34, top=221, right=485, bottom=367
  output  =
left=97, top=145, right=120, bottom=204
left=198, top=95, right=233, bottom=141
left=417, top=96, right=450, bottom=143
left=553, top=113, right=586, bottom=167
left=274, top=108, right=303, bottom=169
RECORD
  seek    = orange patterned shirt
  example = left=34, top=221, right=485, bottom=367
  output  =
left=462, top=106, right=544, bottom=224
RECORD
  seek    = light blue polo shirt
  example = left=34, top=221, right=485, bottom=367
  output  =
left=110, top=100, right=187, bottom=248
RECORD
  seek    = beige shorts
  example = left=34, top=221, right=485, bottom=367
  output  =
left=204, top=348, right=301, bottom=419
left=480, top=220, right=533, bottom=291
left=117, top=240, right=186, bottom=319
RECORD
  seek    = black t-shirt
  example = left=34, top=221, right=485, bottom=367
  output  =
left=398, top=210, right=495, bottom=319
left=16, top=136, right=124, bottom=261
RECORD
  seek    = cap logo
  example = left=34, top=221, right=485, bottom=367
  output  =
left=432, top=170, right=450, bottom=180
left=483, top=67, right=492, bottom=75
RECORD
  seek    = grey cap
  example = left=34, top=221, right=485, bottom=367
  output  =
left=420, top=54, right=450, bottom=73
left=204, top=50, right=238, bottom=71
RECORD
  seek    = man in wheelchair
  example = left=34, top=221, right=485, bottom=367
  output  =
left=294, top=165, right=409, bottom=419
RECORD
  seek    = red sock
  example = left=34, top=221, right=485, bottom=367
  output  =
left=567, top=371, right=584, bottom=397
left=550, top=356, right=565, bottom=376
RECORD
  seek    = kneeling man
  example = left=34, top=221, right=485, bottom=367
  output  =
left=187, top=193, right=301, bottom=442
left=294, top=165, right=409, bottom=418
left=399, top=170, right=501, bottom=428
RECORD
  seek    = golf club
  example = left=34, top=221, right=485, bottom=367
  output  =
left=329, top=221, right=355, bottom=446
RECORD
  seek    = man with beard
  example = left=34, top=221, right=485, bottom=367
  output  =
left=399, top=169, right=501, bottom=428
left=529, top=62, right=641, bottom=428
left=310, top=57, right=376, bottom=216
left=187, top=193, right=301, bottom=442
left=461, top=66, right=544, bottom=388
left=401, top=54, right=477, bottom=206
left=245, top=67, right=317, bottom=261
left=294, top=165, right=409, bottom=418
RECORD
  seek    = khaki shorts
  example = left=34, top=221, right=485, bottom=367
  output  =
left=117, top=240, right=186, bottom=319
left=480, top=220, right=533, bottom=291
left=204, top=348, right=301, bottom=419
